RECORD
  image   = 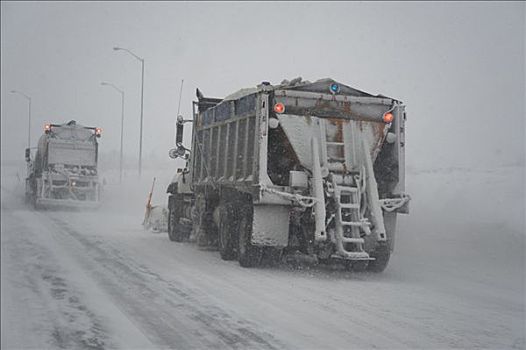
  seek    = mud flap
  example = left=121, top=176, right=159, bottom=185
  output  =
left=250, top=205, right=289, bottom=247
left=383, top=211, right=397, bottom=251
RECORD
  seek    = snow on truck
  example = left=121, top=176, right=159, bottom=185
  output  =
left=25, top=120, right=102, bottom=209
left=167, top=78, right=410, bottom=271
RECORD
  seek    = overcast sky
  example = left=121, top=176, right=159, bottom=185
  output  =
left=1, top=1, right=524, bottom=170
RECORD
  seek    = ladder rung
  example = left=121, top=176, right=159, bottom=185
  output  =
left=336, top=186, right=358, bottom=193
left=342, top=237, right=364, bottom=244
left=341, top=221, right=368, bottom=227
left=331, top=251, right=371, bottom=260
left=328, top=163, right=345, bottom=172
left=340, top=203, right=360, bottom=209
left=326, top=142, right=344, bottom=146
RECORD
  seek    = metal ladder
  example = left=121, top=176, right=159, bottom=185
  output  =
left=330, top=172, right=372, bottom=260
left=321, top=120, right=372, bottom=260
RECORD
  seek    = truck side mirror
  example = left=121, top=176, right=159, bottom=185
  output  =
left=169, top=145, right=187, bottom=159
left=25, top=148, right=30, bottom=162
left=176, top=121, right=184, bottom=145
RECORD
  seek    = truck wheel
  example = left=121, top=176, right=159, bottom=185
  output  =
left=345, top=260, right=368, bottom=272
left=218, top=205, right=237, bottom=261
left=261, top=247, right=282, bottom=266
left=168, top=206, right=184, bottom=242
left=366, top=243, right=391, bottom=272
left=237, top=211, right=262, bottom=268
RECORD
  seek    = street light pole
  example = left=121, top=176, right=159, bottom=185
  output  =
left=113, top=46, right=145, bottom=178
left=101, top=82, right=125, bottom=183
left=10, top=90, right=31, bottom=149
left=139, top=58, right=144, bottom=178
left=121, top=89, right=125, bottom=181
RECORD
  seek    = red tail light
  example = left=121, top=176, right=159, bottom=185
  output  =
left=383, top=112, right=394, bottom=123
left=273, top=103, right=285, bottom=114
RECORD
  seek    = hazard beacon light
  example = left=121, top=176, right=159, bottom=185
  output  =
left=329, top=83, right=340, bottom=94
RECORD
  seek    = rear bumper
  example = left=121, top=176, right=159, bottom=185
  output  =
left=36, top=198, right=100, bottom=209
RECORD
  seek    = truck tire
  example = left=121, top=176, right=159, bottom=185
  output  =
left=193, top=193, right=218, bottom=247
left=167, top=202, right=185, bottom=242
left=366, top=242, right=391, bottom=272
left=237, top=210, right=262, bottom=268
left=25, top=190, right=31, bottom=204
left=261, top=247, right=282, bottom=266
left=218, top=205, right=237, bottom=261
left=346, top=259, right=369, bottom=272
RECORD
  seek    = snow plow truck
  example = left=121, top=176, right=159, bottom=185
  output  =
left=25, top=120, right=102, bottom=209
left=166, top=78, right=410, bottom=271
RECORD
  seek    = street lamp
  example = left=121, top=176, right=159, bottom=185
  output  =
left=113, top=46, right=144, bottom=178
left=101, top=82, right=125, bottom=183
left=10, top=90, right=32, bottom=149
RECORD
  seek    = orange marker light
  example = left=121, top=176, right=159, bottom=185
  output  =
left=95, top=127, right=102, bottom=137
left=274, top=102, right=285, bottom=114
left=44, top=124, right=51, bottom=133
left=383, top=112, right=394, bottom=123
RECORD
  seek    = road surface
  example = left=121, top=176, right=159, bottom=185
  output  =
left=1, top=165, right=524, bottom=349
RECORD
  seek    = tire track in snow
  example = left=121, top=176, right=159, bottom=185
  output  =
left=2, top=209, right=112, bottom=349
left=46, top=215, right=285, bottom=350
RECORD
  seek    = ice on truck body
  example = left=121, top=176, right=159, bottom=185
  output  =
left=167, top=78, right=410, bottom=271
left=25, top=120, right=102, bottom=209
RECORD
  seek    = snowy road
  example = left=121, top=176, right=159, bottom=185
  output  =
left=1, top=165, right=524, bottom=349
